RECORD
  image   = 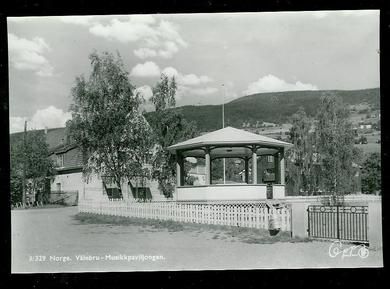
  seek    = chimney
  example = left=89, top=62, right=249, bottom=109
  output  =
left=44, top=126, right=48, bottom=134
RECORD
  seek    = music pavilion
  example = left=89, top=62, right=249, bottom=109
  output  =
left=168, top=126, right=293, bottom=202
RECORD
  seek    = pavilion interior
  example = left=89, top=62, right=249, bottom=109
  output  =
left=178, top=145, right=285, bottom=186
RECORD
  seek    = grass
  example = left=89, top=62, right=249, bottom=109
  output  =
left=200, top=224, right=310, bottom=244
left=74, top=213, right=185, bottom=232
left=74, top=212, right=310, bottom=244
left=356, top=143, right=381, bottom=154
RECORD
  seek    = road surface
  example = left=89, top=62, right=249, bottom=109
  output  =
left=11, top=207, right=383, bottom=273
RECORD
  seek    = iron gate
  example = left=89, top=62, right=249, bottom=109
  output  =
left=307, top=205, right=368, bottom=243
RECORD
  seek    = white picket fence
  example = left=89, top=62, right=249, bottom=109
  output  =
left=78, top=199, right=291, bottom=231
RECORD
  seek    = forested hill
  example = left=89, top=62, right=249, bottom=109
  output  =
left=163, top=88, right=380, bottom=132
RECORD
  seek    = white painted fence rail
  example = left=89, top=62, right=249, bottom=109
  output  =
left=284, top=194, right=382, bottom=204
left=78, top=199, right=291, bottom=231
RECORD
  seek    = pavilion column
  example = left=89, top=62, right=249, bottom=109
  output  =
left=280, top=148, right=285, bottom=185
left=274, top=153, right=280, bottom=184
left=176, top=153, right=184, bottom=186
left=209, top=158, right=213, bottom=184
left=205, top=147, right=211, bottom=185
left=244, top=157, right=249, bottom=184
left=252, top=146, right=257, bottom=184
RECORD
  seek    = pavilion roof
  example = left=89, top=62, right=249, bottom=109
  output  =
left=168, top=126, right=292, bottom=152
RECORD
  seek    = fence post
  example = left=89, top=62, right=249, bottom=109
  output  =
left=291, top=202, right=309, bottom=238
left=336, top=205, right=340, bottom=240
left=368, top=201, right=383, bottom=249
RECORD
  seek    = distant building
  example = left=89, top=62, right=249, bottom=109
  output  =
left=352, top=127, right=359, bottom=137
left=359, top=122, right=372, bottom=130
left=48, top=143, right=84, bottom=202
left=262, top=121, right=277, bottom=127
left=11, top=127, right=167, bottom=203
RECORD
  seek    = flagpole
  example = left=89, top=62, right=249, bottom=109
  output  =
left=222, top=84, right=226, bottom=184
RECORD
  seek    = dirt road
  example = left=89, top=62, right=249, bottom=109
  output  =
left=11, top=207, right=383, bottom=273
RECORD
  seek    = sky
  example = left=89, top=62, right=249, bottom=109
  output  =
left=7, top=10, right=379, bottom=133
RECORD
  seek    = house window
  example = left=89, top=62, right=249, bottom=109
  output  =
left=102, top=175, right=123, bottom=200
left=56, top=183, right=61, bottom=193
left=57, top=154, right=64, bottom=167
left=267, top=155, right=274, bottom=163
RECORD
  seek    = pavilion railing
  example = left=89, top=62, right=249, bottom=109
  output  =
left=78, top=199, right=291, bottom=231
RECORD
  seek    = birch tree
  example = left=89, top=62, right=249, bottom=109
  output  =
left=316, top=93, right=356, bottom=201
left=67, top=51, right=153, bottom=197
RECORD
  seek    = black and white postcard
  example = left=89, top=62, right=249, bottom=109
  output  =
left=8, top=11, right=382, bottom=273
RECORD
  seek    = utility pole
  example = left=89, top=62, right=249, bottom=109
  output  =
left=22, top=120, right=27, bottom=206
left=222, top=84, right=226, bottom=184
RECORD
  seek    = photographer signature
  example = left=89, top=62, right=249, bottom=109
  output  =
left=328, top=240, right=369, bottom=259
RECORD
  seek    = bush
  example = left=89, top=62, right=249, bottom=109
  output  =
left=10, top=175, right=22, bottom=205
left=361, top=152, right=381, bottom=194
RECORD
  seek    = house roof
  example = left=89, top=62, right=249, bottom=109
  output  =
left=44, top=127, right=67, bottom=149
left=49, top=143, right=78, bottom=155
left=168, top=126, right=292, bottom=155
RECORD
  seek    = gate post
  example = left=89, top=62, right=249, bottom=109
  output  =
left=291, top=202, right=309, bottom=238
left=368, top=201, right=383, bottom=249
left=336, top=205, right=340, bottom=240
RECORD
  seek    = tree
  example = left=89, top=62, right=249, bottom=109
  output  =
left=225, top=158, right=244, bottom=183
left=286, top=107, right=318, bottom=195
left=316, top=93, right=356, bottom=199
left=10, top=130, right=54, bottom=205
left=211, top=158, right=223, bottom=182
left=67, top=51, right=153, bottom=197
left=361, top=152, right=381, bottom=194
left=148, top=74, right=198, bottom=197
